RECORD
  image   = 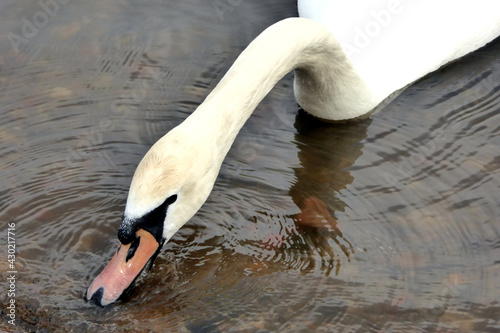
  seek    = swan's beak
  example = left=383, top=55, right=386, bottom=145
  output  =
left=86, top=228, right=160, bottom=307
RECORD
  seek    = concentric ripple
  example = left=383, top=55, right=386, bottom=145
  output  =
left=0, top=0, right=499, bottom=332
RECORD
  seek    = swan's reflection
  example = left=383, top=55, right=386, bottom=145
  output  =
left=284, top=111, right=371, bottom=275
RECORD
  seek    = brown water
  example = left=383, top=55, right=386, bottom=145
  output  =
left=1, top=0, right=500, bottom=332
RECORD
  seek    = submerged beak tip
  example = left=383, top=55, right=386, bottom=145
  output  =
left=87, top=286, right=105, bottom=307
left=86, top=283, right=118, bottom=307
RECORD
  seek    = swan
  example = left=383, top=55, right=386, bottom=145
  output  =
left=86, top=0, right=500, bottom=306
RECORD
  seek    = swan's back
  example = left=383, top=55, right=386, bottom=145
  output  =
left=299, top=0, right=500, bottom=102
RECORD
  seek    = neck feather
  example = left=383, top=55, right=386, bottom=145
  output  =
left=182, top=17, right=379, bottom=160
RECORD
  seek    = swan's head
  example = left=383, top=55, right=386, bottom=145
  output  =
left=86, top=125, right=219, bottom=306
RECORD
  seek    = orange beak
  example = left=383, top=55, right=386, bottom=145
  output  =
left=86, top=229, right=160, bottom=306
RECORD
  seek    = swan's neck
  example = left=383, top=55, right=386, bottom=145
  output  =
left=182, top=17, right=378, bottom=160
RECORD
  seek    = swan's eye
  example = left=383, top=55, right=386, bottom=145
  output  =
left=164, top=194, right=177, bottom=205
left=118, top=194, right=178, bottom=245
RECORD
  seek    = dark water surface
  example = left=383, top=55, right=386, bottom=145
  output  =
left=1, top=0, right=500, bottom=332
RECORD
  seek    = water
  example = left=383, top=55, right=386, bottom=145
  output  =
left=1, top=0, right=499, bottom=332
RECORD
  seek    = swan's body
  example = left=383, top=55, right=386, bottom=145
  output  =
left=87, top=1, right=500, bottom=306
left=300, top=0, right=500, bottom=104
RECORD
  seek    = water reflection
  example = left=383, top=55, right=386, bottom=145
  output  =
left=288, top=112, right=372, bottom=274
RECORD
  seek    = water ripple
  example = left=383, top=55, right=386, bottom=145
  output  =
left=1, top=0, right=499, bottom=332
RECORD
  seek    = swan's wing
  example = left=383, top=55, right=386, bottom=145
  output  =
left=299, top=0, right=500, bottom=100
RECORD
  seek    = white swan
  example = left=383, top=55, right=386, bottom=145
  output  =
left=87, top=0, right=500, bottom=306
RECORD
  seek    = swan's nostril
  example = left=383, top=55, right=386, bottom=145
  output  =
left=89, top=287, right=105, bottom=307
left=126, top=237, right=141, bottom=262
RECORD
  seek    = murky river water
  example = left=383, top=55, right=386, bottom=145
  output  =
left=1, top=0, right=499, bottom=332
